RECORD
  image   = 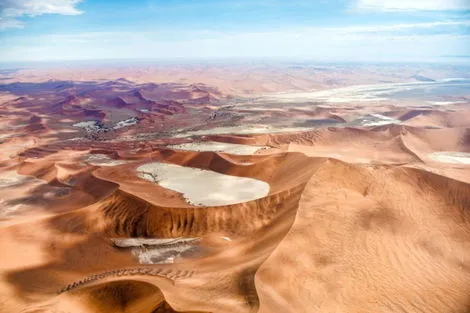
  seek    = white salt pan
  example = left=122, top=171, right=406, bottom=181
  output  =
left=167, top=141, right=267, bottom=155
left=428, top=152, right=470, bottom=165
left=137, top=162, right=270, bottom=206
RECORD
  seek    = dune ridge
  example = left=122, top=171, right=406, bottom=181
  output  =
left=1, top=139, right=469, bottom=313
left=1, top=66, right=470, bottom=313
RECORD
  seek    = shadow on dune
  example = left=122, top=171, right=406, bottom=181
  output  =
left=0, top=80, right=98, bottom=96
left=3, top=134, right=470, bottom=313
left=2, top=151, right=322, bottom=313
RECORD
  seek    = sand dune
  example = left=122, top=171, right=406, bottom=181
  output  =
left=1, top=140, right=468, bottom=313
left=0, top=65, right=469, bottom=313
left=256, top=161, right=470, bottom=313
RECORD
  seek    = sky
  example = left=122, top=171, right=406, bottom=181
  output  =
left=0, top=0, right=469, bottom=63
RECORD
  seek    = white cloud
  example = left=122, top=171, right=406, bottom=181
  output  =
left=323, top=20, right=470, bottom=34
left=0, top=16, right=24, bottom=29
left=2, top=21, right=468, bottom=62
left=0, top=0, right=83, bottom=30
left=42, top=20, right=466, bottom=40
left=354, top=0, right=470, bottom=11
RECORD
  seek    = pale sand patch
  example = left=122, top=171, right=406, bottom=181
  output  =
left=174, top=125, right=312, bottom=138
left=288, top=144, right=371, bottom=164
left=112, top=238, right=199, bottom=264
left=257, top=83, right=397, bottom=103
left=73, top=121, right=98, bottom=128
left=428, top=152, right=470, bottom=164
left=58, top=128, right=80, bottom=133
left=0, top=171, right=39, bottom=188
left=258, top=79, right=470, bottom=104
left=352, top=113, right=401, bottom=127
left=113, top=117, right=138, bottom=129
left=83, top=154, right=132, bottom=167
left=167, top=141, right=267, bottom=155
left=137, top=162, right=270, bottom=206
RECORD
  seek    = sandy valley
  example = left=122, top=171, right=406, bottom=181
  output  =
left=0, top=63, right=469, bottom=313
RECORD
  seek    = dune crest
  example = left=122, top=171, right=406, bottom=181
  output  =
left=0, top=65, right=469, bottom=313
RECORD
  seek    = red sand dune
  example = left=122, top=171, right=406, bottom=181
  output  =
left=0, top=66, right=469, bottom=313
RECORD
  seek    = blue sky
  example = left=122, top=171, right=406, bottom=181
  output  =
left=0, top=0, right=469, bottom=62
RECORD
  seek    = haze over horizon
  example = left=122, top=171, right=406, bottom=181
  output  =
left=1, top=2, right=470, bottom=313
left=0, top=0, right=469, bottom=63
